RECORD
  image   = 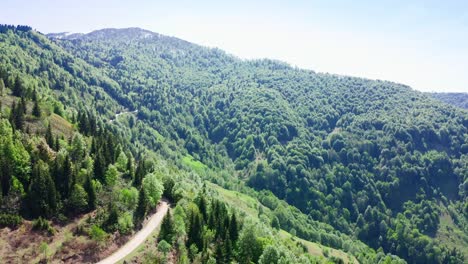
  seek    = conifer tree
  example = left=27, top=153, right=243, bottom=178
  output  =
left=159, top=212, right=175, bottom=244
left=32, top=89, right=41, bottom=117
left=12, top=76, right=23, bottom=97
left=45, top=123, right=53, bottom=147
left=187, top=211, right=203, bottom=250
left=134, top=187, right=148, bottom=225
left=0, top=78, right=5, bottom=96
left=27, top=161, right=57, bottom=217
left=84, top=175, right=96, bottom=210
left=93, top=150, right=105, bottom=182
left=126, top=154, right=135, bottom=179
left=56, top=154, right=72, bottom=198
left=229, top=213, right=239, bottom=243
left=54, top=135, right=60, bottom=151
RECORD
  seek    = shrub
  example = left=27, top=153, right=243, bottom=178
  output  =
left=90, top=224, right=107, bottom=242
left=0, top=213, right=22, bottom=228
left=32, top=217, right=55, bottom=235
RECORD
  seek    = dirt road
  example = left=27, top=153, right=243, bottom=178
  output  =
left=96, top=201, right=169, bottom=264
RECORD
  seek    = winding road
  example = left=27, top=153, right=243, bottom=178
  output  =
left=109, top=110, right=138, bottom=124
left=96, top=201, right=169, bottom=264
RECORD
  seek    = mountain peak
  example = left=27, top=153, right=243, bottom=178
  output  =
left=48, top=27, right=160, bottom=41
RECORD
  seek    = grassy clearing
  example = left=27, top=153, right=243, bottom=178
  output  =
left=49, top=113, right=74, bottom=138
left=208, top=182, right=262, bottom=217
left=208, top=182, right=358, bottom=263
left=279, top=230, right=359, bottom=264
left=182, top=155, right=207, bottom=174
left=436, top=208, right=468, bottom=262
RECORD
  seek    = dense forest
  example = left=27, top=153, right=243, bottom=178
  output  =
left=430, top=93, right=468, bottom=109
left=0, top=25, right=466, bottom=263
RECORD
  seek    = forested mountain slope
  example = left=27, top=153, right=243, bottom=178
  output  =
left=0, top=25, right=466, bottom=263
left=0, top=25, right=405, bottom=264
left=430, top=93, right=468, bottom=109
left=50, top=27, right=468, bottom=263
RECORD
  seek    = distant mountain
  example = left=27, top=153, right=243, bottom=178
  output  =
left=46, top=31, right=84, bottom=39
left=430, top=92, right=468, bottom=109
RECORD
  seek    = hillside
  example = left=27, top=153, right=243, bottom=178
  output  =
left=430, top=93, right=468, bottom=109
left=0, top=25, right=466, bottom=263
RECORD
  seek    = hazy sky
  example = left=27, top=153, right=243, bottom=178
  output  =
left=2, top=0, right=468, bottom=92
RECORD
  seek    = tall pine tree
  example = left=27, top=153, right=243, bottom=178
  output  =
left=159, top=212, right=175, bottom=244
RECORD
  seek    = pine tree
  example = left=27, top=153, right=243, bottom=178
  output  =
left=159, top=213, right=175, bottom=244
left=133, top=159, right=145, bottom=186
left=104, top=203, right=119, bottom=232
left=224, top=233, right=233, bottom=262
left=187, top=211, right=203, bottom=250
left=0, top=78, right=5, bottom=96
left=9, top=101, right=16, bottom=129
left=93, top=151, right=105, bottom=182
left=126, top=154, right=135, bottom=180
left=12, top=76, right=23, bottom=97
left=27, top=161, right=57, bottom=217
left=20, top=97, right=26, bottom=114
left=84, top=175, right=96, bottom=210
left=13, top=100, right=24, bottom=130
left=54, top=135, right=60, bottom=151
left=45, top=123, right=53, bottom=147
left=196, top=194, right=208, bottom=221
left=229, top=213, right=239, bottom=243
left=32, top=90, right=41, bottom=117
left=134, top=187, right=148, bottom=225
left=57, top=155, right=72, bottom=198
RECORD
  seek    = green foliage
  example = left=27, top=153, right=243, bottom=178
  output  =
left=118, top=187, right=139, bottom=211
left=142, top=172, right=164, bottom=208
left=90, top=224, right=107, bottom=242
left=158, top=239, right=171, bottom=255
left=26, top=160, right=57, bottom=218
left=0, top=26, right=465, bottom=263
left=159, top=212, right=175, bottom=244
left=105, top=164, right=118, bottom=186
left=117, top=212, right=134, bottom=235
left=68, top=184, right=88, bottom=213
left=259, top=245, right=279, bottom=264
left=32, top=216, right=55, bottom=235
left=0, top=213, right=22, bottom=228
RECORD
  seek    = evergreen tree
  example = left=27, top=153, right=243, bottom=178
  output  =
left=229, top=213, right=239, bottom=243
left=12, top=76, right=24, bottom=97
left=159, top=212, right=175, bottom=244
left=26, top=161, right=57, bottom=217
left=196, top=194, right=208, bottom=221
left=0, top=78, right=5, bottom=96
left=10, top=100, right=24, bottom=130
left=32, top=90, right=41, bottom=117
left=104, top=203, right=119, bottom=232
left=93, top=150, right=105, bottom=182
left=126, top=153, right=135, bottom=179
left=54, top=135, right=60, bottom=151
left=84, top=175, right=96, bottom=210
left=187, top=211, right=203, bottom=250
left=56, top=155, right=72, bottom=198
left=8, top=101, right=16, bottom=129
left=45, top=123, right=53, bottom=147
left=133, top=159, right=145, bottom=186
left=19, top=96, right=26, bottom=114
left=134, top=187, right=148, bottom=225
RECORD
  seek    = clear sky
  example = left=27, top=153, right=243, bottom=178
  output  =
left=2, top=0, right=468, bottom=92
